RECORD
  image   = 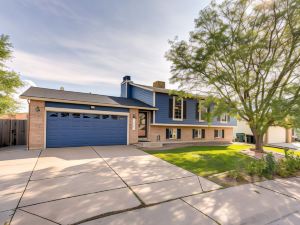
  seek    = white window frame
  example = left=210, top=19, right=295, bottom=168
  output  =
left=215, top=129, right=223, bottom=138
left=169, top=128, right=178, bottom=139
left=198, top=100, right=207, bottom=122
left=220, top=113, right=228, bottom=123
left=173, top=96, right=183, bottom=121
left=194, top=128, right=204, bottom=139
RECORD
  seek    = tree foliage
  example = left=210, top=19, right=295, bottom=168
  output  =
left=0, top=35, right=23, bottom=115
left=166, top=0, right=300, bottom=151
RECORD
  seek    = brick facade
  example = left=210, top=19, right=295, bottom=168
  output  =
left=148, top=125, right=233, bottom=143
left=129, top=108, right=139, bottom=144
left=28, top=100, right=45, bottom=150
left=26, top=100, right=233, bottom=149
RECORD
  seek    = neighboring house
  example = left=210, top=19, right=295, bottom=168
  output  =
left=0, top=113, right=28, bottom=120
left=20, top=76, right=236, bottom=150
left=0, top=113, right=28, bottom=147
left=234, top=120, right=293, bottom=144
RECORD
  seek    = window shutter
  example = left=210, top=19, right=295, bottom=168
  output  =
left=207, top=105, right=211, bottom=113
left=196, top=103, right=199, bottom=120
left=183, top=100, right=187, bottom=119
left=192, top=129, right=195, bottom=138
left=214, top=130, right=218, bottom=138
left=227, top=115, right=230, bottom=122
left=177, top=128, right=181, bottom=139
left=201, top=129, right=205, bottom=139
left=222, top=129, right=225, bottom=138
left=169, top=98, right=173, bottom=118
left=166, top=128, right=170, bottom=139
left=150, top=112, right=153, bottom=123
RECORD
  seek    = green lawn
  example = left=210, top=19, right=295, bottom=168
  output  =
left=264, top=146, right=300, bottom=156
left=146, top=144, right=254, bottom=177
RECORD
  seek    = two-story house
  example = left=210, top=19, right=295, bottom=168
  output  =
left=21, top=76, right=236, bottom=149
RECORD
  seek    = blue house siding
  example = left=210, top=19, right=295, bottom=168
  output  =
left=130, top=85, right=153, bottom=106
left=154, top=93, right=237, bottom=126
left=121, top=82, right=127, bottom=97
left=45, top=102, right=129, bottom=113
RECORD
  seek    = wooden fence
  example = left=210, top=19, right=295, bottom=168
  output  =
left=0, top=120, right=27, bottom=147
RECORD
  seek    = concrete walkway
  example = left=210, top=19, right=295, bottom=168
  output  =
left=1, top=146, right=300, bottom=224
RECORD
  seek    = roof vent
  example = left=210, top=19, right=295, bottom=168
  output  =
left=153, top=81, right=165, bottom=89
left=123, top=75, right=131, bottom=82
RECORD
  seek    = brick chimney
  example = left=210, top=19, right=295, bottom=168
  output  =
left=123, top=75, right=131, bottom=82
left=153, top=81, right=165, bottom=89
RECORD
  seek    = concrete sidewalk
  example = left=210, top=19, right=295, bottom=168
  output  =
left=1, top=145, right=300, bottom=225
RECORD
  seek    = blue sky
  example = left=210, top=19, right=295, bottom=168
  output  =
left=1, top=0, right=210, bottom=100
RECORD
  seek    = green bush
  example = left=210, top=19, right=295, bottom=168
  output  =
left=245, top=150, right=300, bottom=179
left=246, top=161, right=258, bottom=176
left=264, top=153, right=276, bottom=178
left=276, top=159, right=292, bottom=177
left=246, top=159, right=266, bottom=177
left=228, top=170, right=244, bottom=181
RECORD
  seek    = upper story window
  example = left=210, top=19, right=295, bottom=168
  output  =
left=173, top=96, right=183, bottom=121
left=196, top=100, right=208, bottom=122
left=220, top=114, right=229, bottom=123
left=198, top=100, right=207, bottom=122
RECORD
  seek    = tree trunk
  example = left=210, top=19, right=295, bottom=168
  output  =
left=250, top=126, right=265, bottom=152
left=254, top=133, right=264, bottom=152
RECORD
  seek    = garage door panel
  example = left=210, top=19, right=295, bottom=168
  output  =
left=46, top=112, right=127, bottom=148
left=268, top=126, right=286, bottom=144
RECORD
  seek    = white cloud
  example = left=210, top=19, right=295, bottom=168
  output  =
left=11, top=50, right=122, bottom=86
left=2, top=0, right=205, bottom=93
left=14, top=79, right=37, bottom=113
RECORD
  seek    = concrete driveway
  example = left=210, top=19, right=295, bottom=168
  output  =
left=1, top=146, right=300, bottom=225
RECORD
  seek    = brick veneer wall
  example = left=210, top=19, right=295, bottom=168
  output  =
left=129, top=108, right=139, bottom=144
left=28, top=100, right=45, bottom=150
left=149, top=125, right=233, bottom=143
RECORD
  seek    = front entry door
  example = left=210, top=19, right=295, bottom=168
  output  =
left=138, top=112, right=147, bottom=138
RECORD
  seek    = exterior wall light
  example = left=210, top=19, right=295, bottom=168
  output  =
left=35, top=106, right=40, bottom=112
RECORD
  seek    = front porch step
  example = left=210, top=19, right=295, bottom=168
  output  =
left=137, top=142, right=163, bottom=148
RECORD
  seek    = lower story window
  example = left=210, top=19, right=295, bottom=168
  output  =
left=193, top=129, right=205, bottom=139
left=166, top=128, right=181, bottom=140
left=214, top=129, right=225, bottom=138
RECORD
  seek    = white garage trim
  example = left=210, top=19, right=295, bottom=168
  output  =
left=44, top=107, right=130, bottom=149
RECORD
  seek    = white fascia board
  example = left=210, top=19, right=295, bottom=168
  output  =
left=45, top=107, right=130, bottom=116
left=151, top=123, right=236, bottom=128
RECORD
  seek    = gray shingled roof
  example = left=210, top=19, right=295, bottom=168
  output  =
left=131, top=83, right=170, bottom=93
left=20, top=87, right=156, bottom=109
left=131, top=82, right=207, bottom=98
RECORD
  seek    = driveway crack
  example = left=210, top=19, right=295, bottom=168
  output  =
left=90, top=146, right=146, bottom=206
left=9, top=150, right=42, bottom=224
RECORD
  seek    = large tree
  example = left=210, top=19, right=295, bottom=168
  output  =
left=166, top=0, right=300, bottom=152
left=0, top=35, right=23, bottom=115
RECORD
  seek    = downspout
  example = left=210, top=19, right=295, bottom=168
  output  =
left=27, top=99, right=30, bottom=151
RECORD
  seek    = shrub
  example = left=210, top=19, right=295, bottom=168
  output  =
left=228, top=170, right=244, bottom=181
left=246, top=159, right=266, bottom=177
left=264, top=153, right=276, bottom=178
left=276, top=159, right=292, bottom=178
left=246, top=161, right=257, bottom=176
left=244, top=150, right=300, bottom=179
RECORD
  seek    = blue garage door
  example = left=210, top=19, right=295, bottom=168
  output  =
left=46, top=112, right=127, bottom=148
